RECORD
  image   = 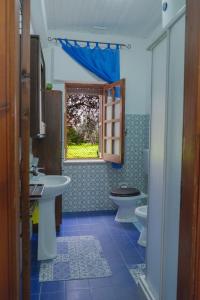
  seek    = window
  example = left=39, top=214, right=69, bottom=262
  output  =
left=65, top=83, right=103, bottom=160
left=65, top=79, right=125, bottom=163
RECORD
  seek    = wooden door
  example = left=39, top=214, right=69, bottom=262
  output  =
left=20, top=0, right=31, bottom=299
left=177, top=0, right=200, bottom=299
left=0, top=0, right=20, bottom=299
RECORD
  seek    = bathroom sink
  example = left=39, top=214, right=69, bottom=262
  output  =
left=30, top=175, right=71, bottom=197
left=30, top=175, right=71, bottom=261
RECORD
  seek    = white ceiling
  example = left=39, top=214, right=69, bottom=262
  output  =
left=44, top=0, right=162, bottom=38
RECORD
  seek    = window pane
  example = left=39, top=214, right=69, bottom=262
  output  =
left=107, top=89, right=113, bottom=104
left=106, top=123, right=112, bottom=137
left=113, top=139, right=120, bottom=155
left=106, top=106, right=112, bottom=120
left=114, top=122, right=120, bottom=137
left=115, top=103, right=120, bottom=119
left=106, top=139, right=112, bottom=154
left=66, top=91, right=100, bottom=159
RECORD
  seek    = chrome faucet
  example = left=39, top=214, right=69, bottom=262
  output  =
left=30, top=166, right=45, bottom=176
left=30, top=165, right=38, bottom=176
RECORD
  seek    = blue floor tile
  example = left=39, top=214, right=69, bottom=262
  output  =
left=76, top=216, right=94, bottom=225
left=106, top=256, right=124, bottom=270
left=91, top=286, right=139, bottom=300
left=121, top=248, right=144, bottom=266
left=90, top=286, right=117, bottom=300
left=89, top=276, right=113, bottom=289
left=112, top=286, right=140, bottom=300
left=134, top=243, right=146, bottom=259
left=60, top=226, right=80, bottom=235
left=31, top=294, right=40, bottom=300
left=110, top=265, right=135, bottom=287
left=62, top=214, right=78, bottom=226
left=40, top=292, right=65, bottom=300
left=66, top=279, right=89, bottom=291
left=41, top=281, right=65, bottom=294
left=31, top=269, right=39, bottom=280
left=113, top=236, right=134, bottom=249
left=31, top=279, right=41, bottom=294
left=66, top=289, right=92, bottom=300
left=31, top=211, right=144, bottom=299
left=58, top=230, right=81, bottom=237
left=126, top=228, right=140, bottom=242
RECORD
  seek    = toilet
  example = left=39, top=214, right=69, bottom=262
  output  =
left=110, top=186, right=147, bottom=223
left=135, top=205, right=148, bottom=247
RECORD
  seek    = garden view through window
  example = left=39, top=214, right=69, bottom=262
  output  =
left=65, top=84, right=103, bottom=159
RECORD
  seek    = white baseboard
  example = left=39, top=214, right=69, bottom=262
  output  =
left=138, top=275, right=156, bottom=300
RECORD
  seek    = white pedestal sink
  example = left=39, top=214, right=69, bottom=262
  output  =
left=30, top=175, right=71, bottom=261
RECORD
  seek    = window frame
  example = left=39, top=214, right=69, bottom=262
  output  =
left=64, top=80, right=125, bottom=163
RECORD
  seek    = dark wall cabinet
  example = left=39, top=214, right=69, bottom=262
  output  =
left=30, top=35, right=46, bottom=138
left=33, top=90, right=63, bottom=230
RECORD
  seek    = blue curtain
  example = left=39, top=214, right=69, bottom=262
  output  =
left=58, top=39, right=120, bottom=83
left=59, top=39, right=122, bottom=168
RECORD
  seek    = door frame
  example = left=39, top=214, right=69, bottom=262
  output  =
left=177, top=0, right=200, bottom=299
left=0, top=0, right=20, bottom=299
left=21, top=0, right=31, bottom=299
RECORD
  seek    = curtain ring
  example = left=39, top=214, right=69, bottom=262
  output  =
left=74, top=40, right=79, bottom=47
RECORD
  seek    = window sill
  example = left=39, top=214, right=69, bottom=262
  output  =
left=63, top=159, right=106, bottom=164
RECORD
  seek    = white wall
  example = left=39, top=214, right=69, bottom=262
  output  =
left=43, top=31, right=151, bottom=115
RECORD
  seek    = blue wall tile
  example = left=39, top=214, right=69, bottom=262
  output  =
left=62, top=114, right=149, bottom=212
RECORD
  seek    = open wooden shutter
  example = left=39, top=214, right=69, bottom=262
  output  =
left=98, top=94, right=103, bottom=158
left=102, top=79, right=125, bottom=164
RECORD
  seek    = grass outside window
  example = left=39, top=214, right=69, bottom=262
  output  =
left=66, top=143, right=99, bottom=159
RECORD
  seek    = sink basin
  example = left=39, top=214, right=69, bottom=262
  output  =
left=30, top=175, right=71, bottom=261
left=31, top=175, right=71, bottom=197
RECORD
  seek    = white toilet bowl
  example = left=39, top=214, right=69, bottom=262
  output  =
left=109, top=188, right=147, bottom=223
left=135, top=205, right=148, bottom=247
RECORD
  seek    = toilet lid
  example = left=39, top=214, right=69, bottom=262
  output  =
left=110, top=187, right=141, bottom=197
